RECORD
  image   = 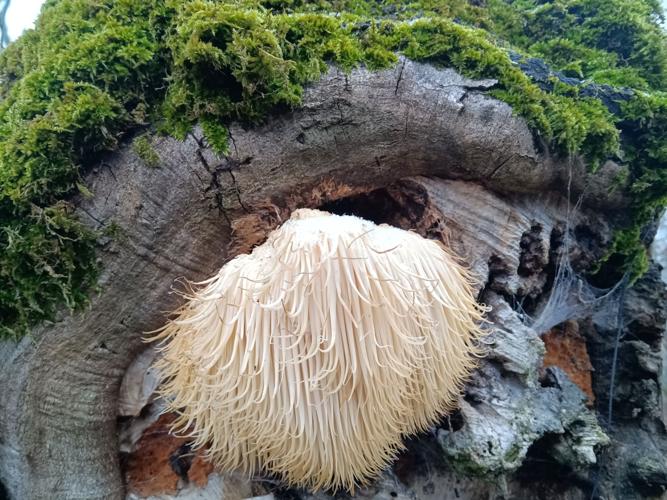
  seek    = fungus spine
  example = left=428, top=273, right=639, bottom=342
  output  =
left=151, top=208, right=486, bottom=491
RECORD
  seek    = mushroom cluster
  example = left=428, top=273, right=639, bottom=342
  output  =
left=151, top=208, right=486, bottom=491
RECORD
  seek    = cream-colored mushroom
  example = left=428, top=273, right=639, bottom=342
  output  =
left=150, top=208, right=486, bottom=491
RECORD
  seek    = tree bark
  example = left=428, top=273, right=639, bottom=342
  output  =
left=0, top=59, right=630, bottom=499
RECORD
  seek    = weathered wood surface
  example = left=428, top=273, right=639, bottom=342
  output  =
left=0, top=59, right=632, bottom=499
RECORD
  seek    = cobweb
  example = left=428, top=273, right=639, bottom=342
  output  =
left=524, top=170, right=627, bottom=338
left=526, top=244, right=627, bottom=427
left=520, top=164, right=629, bottom=426
left=527, top=251, right=626, bottom=336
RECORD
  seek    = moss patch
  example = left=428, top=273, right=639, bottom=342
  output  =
left=133, top=134, right=161, bottom=168
left=0, top=0, right=665, bottom=337
left=0, top=0, right=167, bottom=337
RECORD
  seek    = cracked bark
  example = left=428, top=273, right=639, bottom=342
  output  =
left=0, top=59, right=632, bottom=499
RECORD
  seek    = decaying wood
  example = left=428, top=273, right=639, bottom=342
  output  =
left=0, top=59, right=629, bottom=499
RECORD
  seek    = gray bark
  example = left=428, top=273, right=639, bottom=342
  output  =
left=0, top=59, right=631, bottom=499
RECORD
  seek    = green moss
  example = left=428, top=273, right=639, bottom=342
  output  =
left=0, top=202, right=99, bottom=338
left=503, top=442, right=524, bottom=464
left=133, top=134, right=161, bottom=167
left=599, top=90, right=667, bottom=280
left=0, top=0, right=167, bottom=338
left=0, top=0, right=665, bottom=337
left=445, top=452, right=493, bottom=477
left=159, top=5, right=397, bottom=146
left=384, top=19, right=620, bottom=164
left=101, top=220, right=127, bottom=242
left=487, top=0, right=667, bottom=91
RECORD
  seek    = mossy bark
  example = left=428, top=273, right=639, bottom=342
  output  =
left=0, top=61, right=633, bottom=499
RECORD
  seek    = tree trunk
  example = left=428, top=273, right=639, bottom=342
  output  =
left=0, top=59, right=656, bottom=500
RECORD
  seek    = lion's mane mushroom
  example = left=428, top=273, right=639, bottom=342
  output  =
left=151, top=208, right=486, bottom=491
